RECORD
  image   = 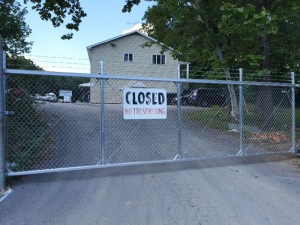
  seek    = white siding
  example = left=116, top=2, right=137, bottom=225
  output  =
left=90, top=79, right=177, bottom=104
left=88, top=33, right=178, bottom=103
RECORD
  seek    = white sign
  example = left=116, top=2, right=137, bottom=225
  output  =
left=123, top=88, right=167, bottom=120
left=63, top=96, right=72, bottom=103
left=59, top=90, right=72, bottom=97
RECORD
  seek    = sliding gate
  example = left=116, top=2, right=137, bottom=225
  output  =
left=1, top=68, right=297, bottom=177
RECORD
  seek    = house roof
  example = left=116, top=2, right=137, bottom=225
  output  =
left=86, top=30, right=173, bottom=51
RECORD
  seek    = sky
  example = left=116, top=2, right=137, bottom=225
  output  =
left=23, top=1, right=154, bottom=73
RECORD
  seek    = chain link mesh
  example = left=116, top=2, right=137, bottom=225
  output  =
left=243, top=86, right=292, bottom=155
left=102, top=79, right=178, bottom=164
left=5, top=74, right=295, bottom=174
left=6, top=75, right=101, bottom=172
left=181, top=83, right=240, bottom=159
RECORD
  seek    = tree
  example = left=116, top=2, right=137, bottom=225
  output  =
left=1, top=0, right=87, bottom=48
left=24, top=0, right=87, bottom=40
left=6, top=55, right=43, bottom=70
left=139, top=1, right=273, bottom=120
left=135, top=0, right=300, bottom=127
left=6, top=56, right=44, bottom=97
left=122, top=0, right=142, bottom=12
left=0, top=0, right=32, bottom=55
left=0, top=0, right=142, bottom=48
left=7, top=56, right=88, bottom=96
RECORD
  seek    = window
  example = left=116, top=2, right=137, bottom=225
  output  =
left=152, top=54, right=166, bottom=65
left=124, top=53, right=133, bottom=62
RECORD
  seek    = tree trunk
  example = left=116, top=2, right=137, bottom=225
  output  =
left=216, top=44, right=239, bottom=121
left=257, top=0, right=274, bottom=131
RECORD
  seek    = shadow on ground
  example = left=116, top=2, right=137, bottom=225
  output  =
left=7, top=153, right=297, bottom=186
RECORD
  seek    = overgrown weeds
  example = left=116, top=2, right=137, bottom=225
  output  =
left=6, top=88, right=53, bottom=171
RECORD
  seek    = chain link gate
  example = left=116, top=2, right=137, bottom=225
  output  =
left=0, top=67, right=297, bottom=179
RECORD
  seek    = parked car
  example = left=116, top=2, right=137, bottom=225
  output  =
left=171, top=89, right=193, bottom=105
left=167, top=92, right=177, bottom=105
left=39, top=93, right=58, bottom=102
left=188, top=88, right=226, bottom=107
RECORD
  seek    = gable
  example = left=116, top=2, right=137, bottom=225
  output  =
left=87, top=31, right=172, bottom=51
left=86, top=31, right=180, bottom=78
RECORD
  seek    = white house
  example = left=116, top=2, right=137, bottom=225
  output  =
left=86, top=30, right=189, bottom=103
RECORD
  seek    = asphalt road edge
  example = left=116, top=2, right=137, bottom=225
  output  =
left=0, top=187, right=13, bottom=202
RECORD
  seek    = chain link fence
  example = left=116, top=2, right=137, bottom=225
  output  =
left=6, top=74, right=101, bottom=173
left=3, top=70, right=297, bottom=176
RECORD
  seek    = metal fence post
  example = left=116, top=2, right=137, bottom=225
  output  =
left=100, top=79, right=106, bottom=164
left=291, top=71, right=296, bottom=153
left=175, top=81, right=183, bottom=160
left=238, top=68, right=245, bottom=156
left=0, top=37, right=6, bottom=191
left=99, top=60, right=106, bottom=164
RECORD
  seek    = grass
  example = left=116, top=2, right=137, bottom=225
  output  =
left=190, top=106, right=236, bottom=130
left=295, top=108, right=300, bottom=141
left=296, top=128, right=300, bottom=139
left=191, top=105, right=297, bottom=150
left=191, top=104, right=294, bottom=135
left=296, top=108, right=300, bottom=127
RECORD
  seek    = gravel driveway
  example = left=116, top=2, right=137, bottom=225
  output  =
left=26, top=102, right=246, bottom=169
left=1, top=102, right=299, bottom=225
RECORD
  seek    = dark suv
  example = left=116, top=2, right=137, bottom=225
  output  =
left=170, top=89, right=193, bottom=105
left=188, top=88, right=226, bottom=107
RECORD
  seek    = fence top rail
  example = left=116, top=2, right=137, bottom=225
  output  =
left=4, top=69, right=299, bottom=88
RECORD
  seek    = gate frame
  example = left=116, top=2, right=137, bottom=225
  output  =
left=0, top=60, right=299, bottom=190
left=0, top=37, right=5, bottom=192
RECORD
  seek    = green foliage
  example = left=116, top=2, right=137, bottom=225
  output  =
left=5, top=57, right=89, bottom=170
left=35, top=75, right=89, bottom=96
left=296, top=108, right=300, bottom=127
left=6, top=56, right=89, bottom=96
left=141, top=0, right=300, bottom=74
left=24, top=0, right=87, bottom=39
left=6, top=56, right=43, bottom=96
left=6, top=90, right=53, bottom=170
left=122, top=0, right=141, bottom=13
left=5, top=56, right=52, bottom=170
left=6, top=55, right=43, bottom=70
left=296, top=107, right=300, bottom=140
left=8, top=73, right=89, bottom=99
left=0, top=0, right=32, bottom=55
left=1, top=0, right=87, bottom=51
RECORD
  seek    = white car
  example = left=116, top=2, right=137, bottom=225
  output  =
left=40, top=93, right=57, bottom=102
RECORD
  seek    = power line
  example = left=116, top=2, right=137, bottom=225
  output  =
left=25, top=55, right=89, bottom=61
